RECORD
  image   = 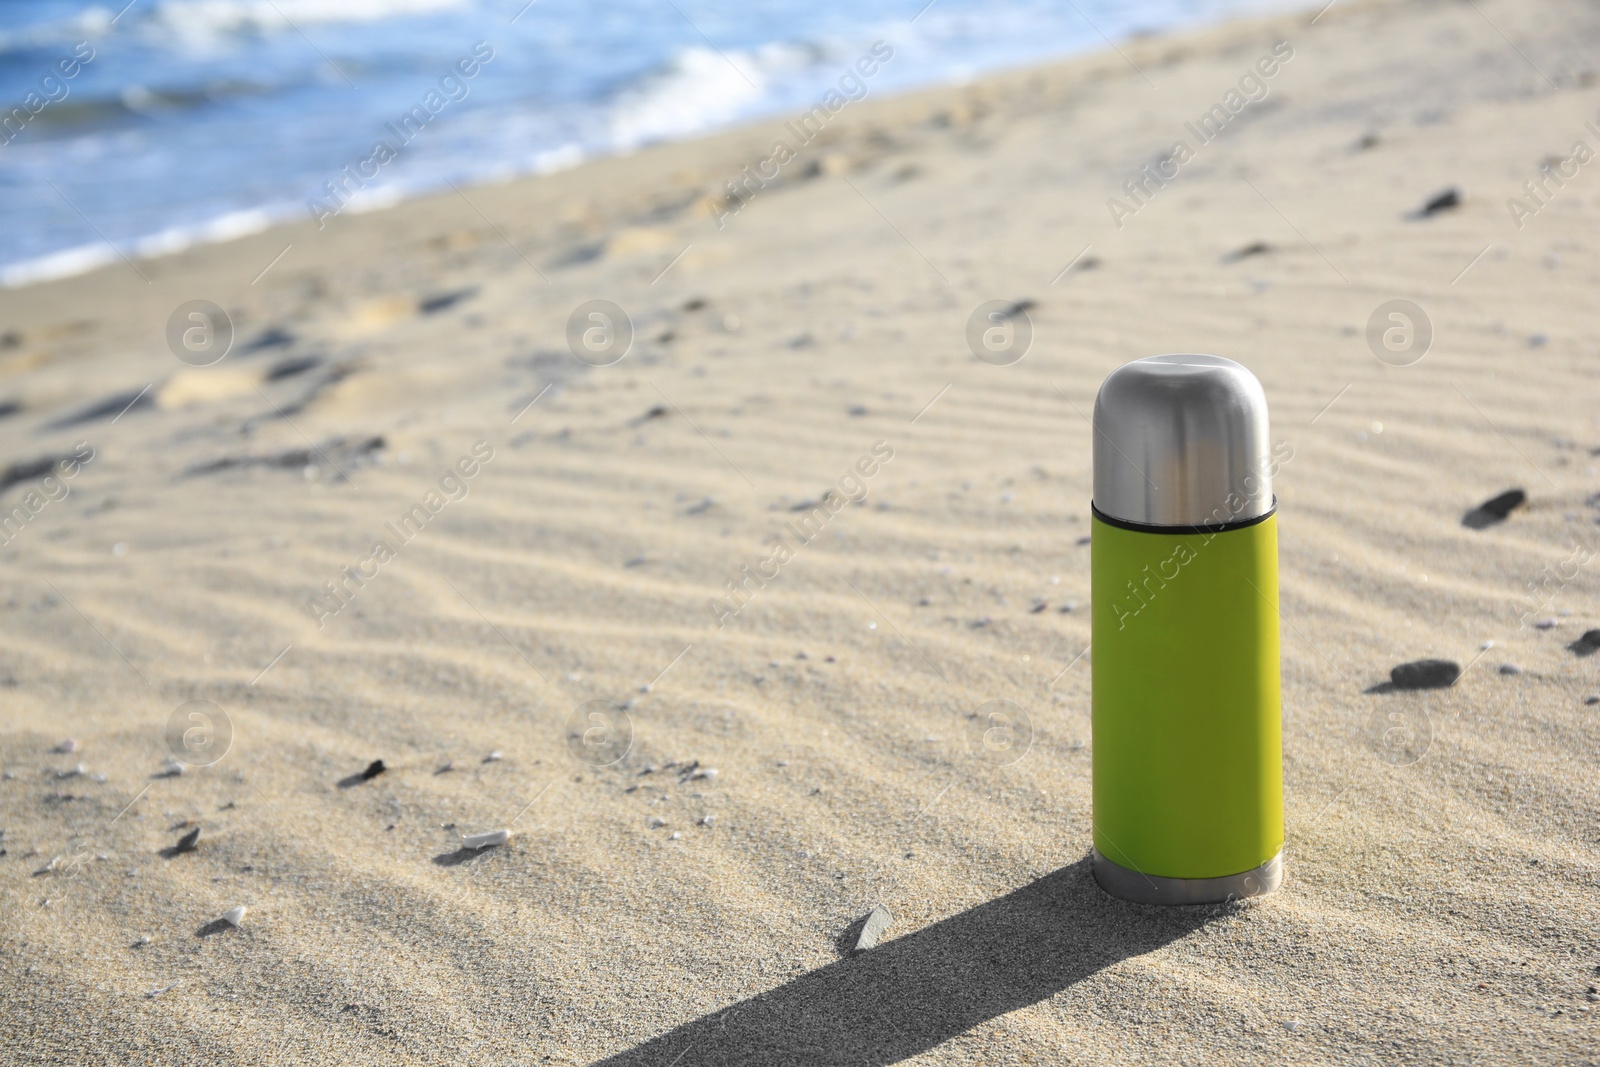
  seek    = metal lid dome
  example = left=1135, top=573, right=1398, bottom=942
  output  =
left=1092, top=354, right=1273, bottom=528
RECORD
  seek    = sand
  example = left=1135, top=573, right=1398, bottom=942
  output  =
left=3, top=0, right=1599, bottom=1062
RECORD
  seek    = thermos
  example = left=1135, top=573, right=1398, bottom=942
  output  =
left=1090, top=354, right=1284, bottom=904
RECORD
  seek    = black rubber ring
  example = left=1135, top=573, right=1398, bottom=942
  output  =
left=1090, top=498, right=1277, bottom=535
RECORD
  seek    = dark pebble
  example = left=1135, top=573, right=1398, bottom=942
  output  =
left=174, top=827, right=200, bottom=853
left=360, top=759, right=386, bottom=781
left=1462, top=488, right=1526, bottom=529
left=1222, top=241, right=1271, bottom=263
left=1417, top=188, right=1461, bottom=217
left=1478, top=489, right=1526, bottom=518
left=1390, top=658, right=1460, bottom=689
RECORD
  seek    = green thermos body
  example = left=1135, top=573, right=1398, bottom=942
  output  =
left=1090, top=354, right=1284, bottom=904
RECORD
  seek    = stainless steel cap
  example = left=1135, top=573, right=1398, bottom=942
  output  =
left=1092, top=354, right=1272, bottom=528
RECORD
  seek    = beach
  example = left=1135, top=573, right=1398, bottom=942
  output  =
left=2, top=0, right=1599, bottom=1062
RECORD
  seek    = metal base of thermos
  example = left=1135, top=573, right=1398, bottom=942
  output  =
left=1092, top=849, right=1283, bottom=905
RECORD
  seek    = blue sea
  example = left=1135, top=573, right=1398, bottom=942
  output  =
left=0, top=0, right=1296, bottom=286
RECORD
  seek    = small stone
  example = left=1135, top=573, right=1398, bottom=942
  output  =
left=1463, top=489, right=1526, bottom=529
left=1479, top=640, right=1494, bottom=650
left=1389, top=659, right=1460, bottom=690
left=853, top=904, right=893, bottom=953
left=144, top=981, right=178, bottom=998
left=53, top=739, right=78, bottom=754
left=669, top=831, right=681, bottom=840
left=483, top=751, right=503, bottom=763
left=1532, top=618, right=1559, bottom=630
left=461, top=829, right=510, bottom=850
left=1585, top=696, right=1599, bottom=706
left=691, top=768, right=718, bottom=782
left=159, top=757, right=185, bottom=777
left=1577, top=629, right=1600, bottom=649
left=1417, top=187, right=1461, bottom=216
left=699, top=815, right=715, bottom=827
left=132, top=936, right=150, bottom=948
left=359, top=760, right=385, bottom=781
left=174, top=827, right=200, bottom=853
left=56, top=763, right=85, bottom=779
left=648, top=817, right=667, bottom=829
left=1498, top=663, right=1523, bottom=675
left=222, top=905, right=247, bottom=927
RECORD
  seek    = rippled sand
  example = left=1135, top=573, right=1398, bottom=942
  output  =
left=2, top=0, right=1598, bottom=1062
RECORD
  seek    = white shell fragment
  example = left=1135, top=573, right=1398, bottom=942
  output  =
left=461, top=829, right=511, bottom=850
left=222, top=906, right=248, bottom=927
left=853, top=904, right=893, bottom=953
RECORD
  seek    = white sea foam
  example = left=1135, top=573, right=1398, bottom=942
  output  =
left=1, top=243, right=120, bottom=288
left=145, top=0, right=470, bottom=36
left=1, top=207, right=282, bottom=288
left=609, top=44, right=797, bottom=152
